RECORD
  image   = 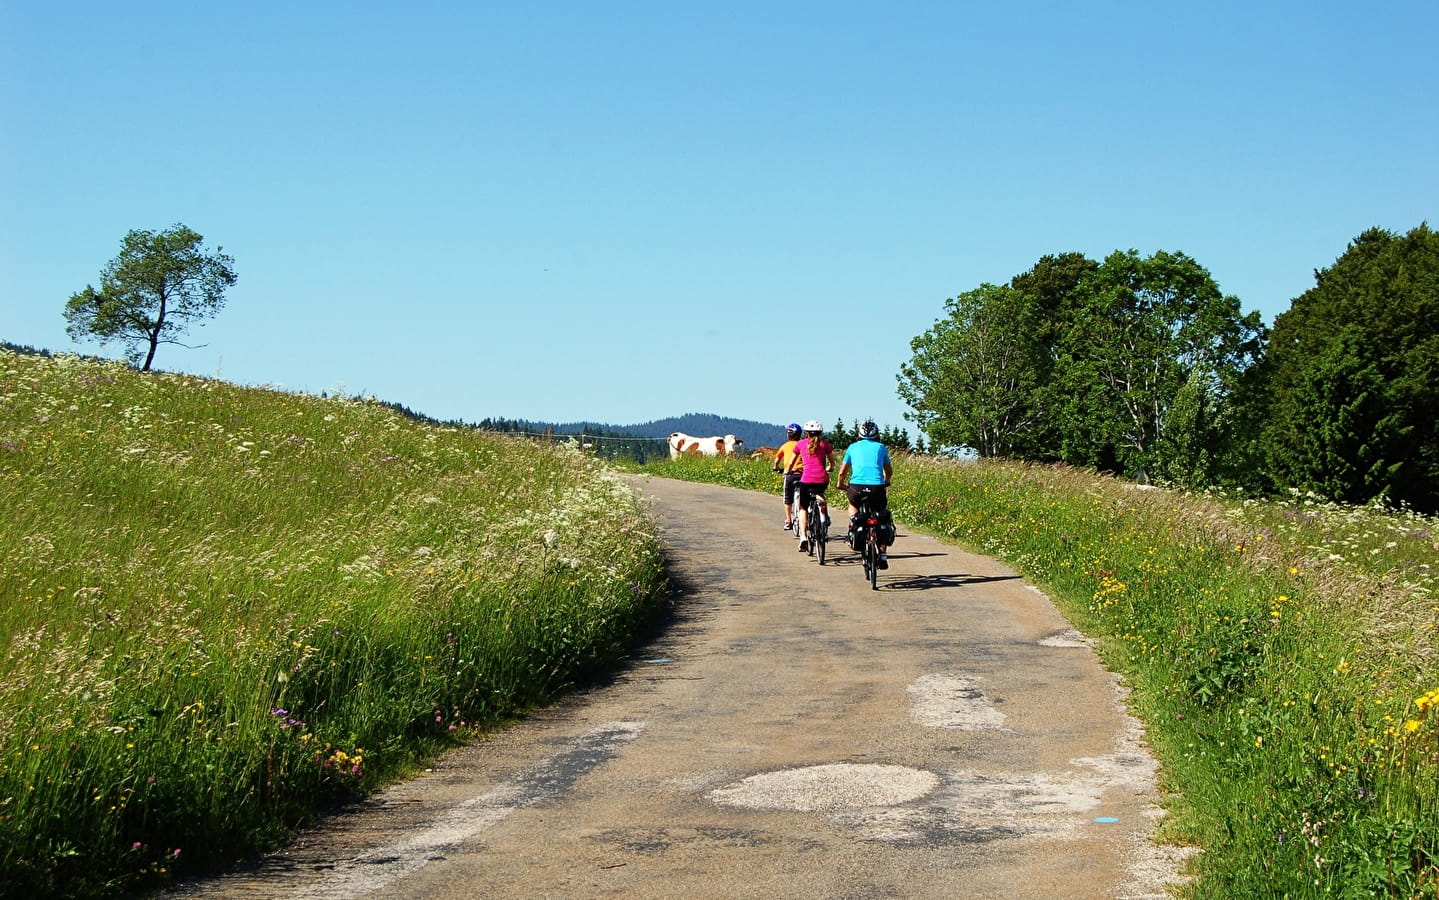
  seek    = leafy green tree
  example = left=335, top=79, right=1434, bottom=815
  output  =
left=1278, top=330, right=1408, bottom=503
left=1008, top=253, right=1100, bottom=458
left=900, top=249, right=1264, bottom=484
left=1151, top=364, right=1225, bottom=487
left=1263, top=224, right=1439, bottom=510
left=1009, top=252, right=1100, bottom=317
left=1051, top=250, right=1266, bottom=479
left=897, top=283, right=1049, bottom=457
left=64, top=224, right=236, bottom=370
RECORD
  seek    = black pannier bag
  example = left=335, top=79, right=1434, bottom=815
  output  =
left=850, top=509, right=895, bottom=546
left=875, top=509, right=895, bottom=544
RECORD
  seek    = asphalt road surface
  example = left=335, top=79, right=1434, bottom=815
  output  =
left=168, top=475, right=1187, bottom=899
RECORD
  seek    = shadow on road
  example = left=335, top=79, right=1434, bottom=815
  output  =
left=879, top=573, right=1024, bottom=591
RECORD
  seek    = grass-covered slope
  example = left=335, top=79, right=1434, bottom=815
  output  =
left=0, top=350, right=666, bottom=897
left=648, top=454, right=1439, bottom=897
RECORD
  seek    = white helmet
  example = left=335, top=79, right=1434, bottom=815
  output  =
left=803, top=419, right=823, bottom=433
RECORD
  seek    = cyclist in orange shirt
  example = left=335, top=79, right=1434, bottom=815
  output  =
left=771, top=423, right=804, bottom=530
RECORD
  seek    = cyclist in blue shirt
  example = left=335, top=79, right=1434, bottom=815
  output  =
left=835, top=420, right=893, bottom=568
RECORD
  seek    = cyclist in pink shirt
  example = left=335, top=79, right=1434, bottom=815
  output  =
left=784, top=419, right=834, bottom=553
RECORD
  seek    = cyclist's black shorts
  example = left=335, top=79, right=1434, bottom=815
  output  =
left=846, top=483, right=888, bottom=511
left=797, top=480, right=828, bottom=509
left=783, top=473, right=802, bottom=505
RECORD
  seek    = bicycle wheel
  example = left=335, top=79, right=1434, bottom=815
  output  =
left=807, top=500, right=824, bottom=564
left=815, top=511, right=826, bottom=565
left=802, top=502, right=815, bottom=555
left=866, top=535, right=879, bottom=590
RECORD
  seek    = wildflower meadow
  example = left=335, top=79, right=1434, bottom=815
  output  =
left=649, top=454, right=1439, bottom=897
left=0, top=349, right=666, bottom=897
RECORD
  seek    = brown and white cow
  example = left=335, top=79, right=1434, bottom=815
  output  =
left=668, top=432, right=744, bottom=459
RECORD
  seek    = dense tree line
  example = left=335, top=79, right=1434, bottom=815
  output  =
left=827, top=419, right=916, bottom=454
left=472, top=417, right=671, bottom=463
left=374, top=406, right=671, bottom=463
left=898, top=224, right=1439, bottom=512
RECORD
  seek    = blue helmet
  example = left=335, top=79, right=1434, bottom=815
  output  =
left=786, top=422, right=802, bottom=436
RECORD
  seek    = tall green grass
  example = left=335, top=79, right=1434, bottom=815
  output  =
left=647, top=454, right=1439, bottom=897
left=0, top=350, right=666, bottom=897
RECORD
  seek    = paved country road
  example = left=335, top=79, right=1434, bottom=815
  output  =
left=167, top=476, right=1189, bottom=899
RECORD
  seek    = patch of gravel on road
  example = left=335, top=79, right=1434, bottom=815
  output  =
left=1039, top=628, right=1092, bottom=648
left=708, top=764, right=942, bottom=812
left=906, top=673, right=1009, bottom=730
left=830, top=767, right=1105, bottom=847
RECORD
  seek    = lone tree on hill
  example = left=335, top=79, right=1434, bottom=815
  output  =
left=64, top=224, right=236, bottom=370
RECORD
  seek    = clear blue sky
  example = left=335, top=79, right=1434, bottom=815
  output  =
left=4, top=1, right=1435, bottom=435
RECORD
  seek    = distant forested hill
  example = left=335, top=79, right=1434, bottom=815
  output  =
left=451, top=413, right=785, bottom=461
left=459, top=413, right=787, bottom=457
left=622, top=414, right=787, bottom=449
left=387, top=410, right=787, bottom=461
left=456, top=414, right=784, bottom=447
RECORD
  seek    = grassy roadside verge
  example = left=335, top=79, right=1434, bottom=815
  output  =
left=0, top=350, right=667, bottom=897
left=646, top=454, right=1439, bottom=897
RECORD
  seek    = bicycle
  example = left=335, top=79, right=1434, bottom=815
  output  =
left=853, top=499, right=883, bottom=589
left=802, top=490, right=829, bottom=565
left=847, top=487, right=892, bottom=590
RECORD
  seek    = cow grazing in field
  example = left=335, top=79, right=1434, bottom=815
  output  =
left=668, top=432, right=744, bottom=459
left=751, top=446, right=780, bottom=462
